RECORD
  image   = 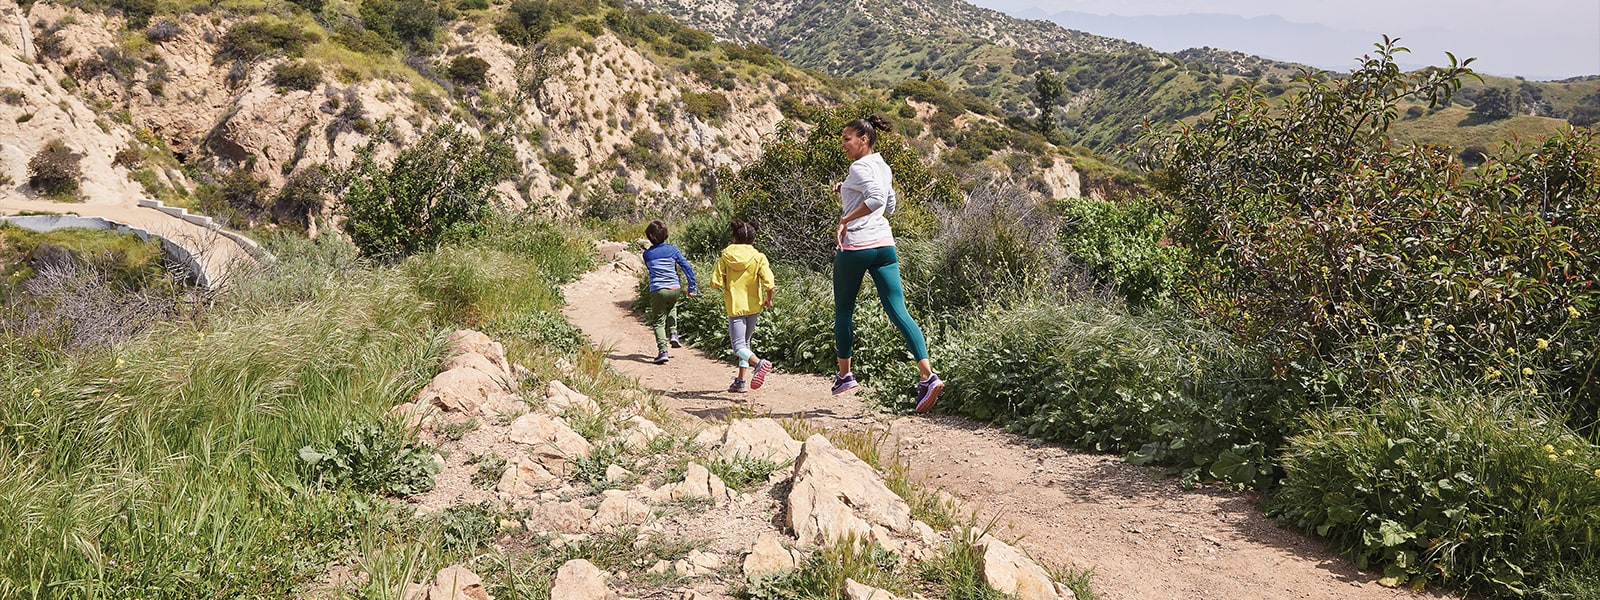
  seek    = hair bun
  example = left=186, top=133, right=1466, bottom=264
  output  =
left=866, top=114, right=891, bottom=132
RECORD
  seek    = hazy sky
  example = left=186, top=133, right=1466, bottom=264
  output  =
left=968, top=0, right=1600, bottom=79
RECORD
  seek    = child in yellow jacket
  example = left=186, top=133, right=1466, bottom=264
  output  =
left=708, top=218, right=775, bottom=393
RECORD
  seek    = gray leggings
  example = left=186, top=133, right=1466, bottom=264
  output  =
left=727, top=313, right=760, bottom=368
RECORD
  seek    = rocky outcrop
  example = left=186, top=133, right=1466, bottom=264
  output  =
left=550, top=559, right=618, bottom=600
left=978, top=536, right=1077, bottom=600
left=717, top=418, right=802, bottom=463
left=786, top=434, right=913, bottom=550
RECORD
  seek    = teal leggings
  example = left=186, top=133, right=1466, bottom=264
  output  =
left=834, top=246, right=928, bottom=360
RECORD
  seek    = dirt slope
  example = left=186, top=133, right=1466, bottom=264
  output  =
left=562, top=261, right=1465, bottom=600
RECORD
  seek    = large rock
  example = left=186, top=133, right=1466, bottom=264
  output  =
left=786, top=434, right=913, bottom=549
left=742, top=532, right=797, bottom=578
left=447, top=330, right=513, bottom=378
left=592, top=490, right=652, bottom=529
left=418, top=367, right=518, bottom=415
left=673, top=549, right=723, bottom=577
left=496, top=456, right=559, bottom=498
left=978, top=536, right=1075, bottom=600
left=720, top=418, right=802, bottom=463
left=546, top=380, right=601, bottom=414
left=844, top=579, right=899, bottom=600
left=523, top=500, right=597, bottom=534
left=550, top=559, right=617, bottom=600
left=508, top=413, right=593, bottom=473
left=442, top=351, right=517, bottom=391
left=427, top=565, right=493, bottom=600
left=650, top=463, right=731, bottom=505
left=623, top=415, right=665, bottom=450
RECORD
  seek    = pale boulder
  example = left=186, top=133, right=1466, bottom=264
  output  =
left=720, top=418, right=802, bottom=463
left=508, top=413, right=593, bottom=473
left=418, top=367, right=517, bottom=415
left=546, top=380, right=601, bottom=414
left=592, top=490, right=653, bottom=529
left=978, top=536, right=1075, bottom=600
left=623, top=415, right=665, bottom=450
left=844, top=579, right=899, bottom=600
left=442, top=351, right=517, bottom=391
left=550, top=559, right=618, bottom=600
left=497, top=456, right=559, bottom=498
left=786, top=434, right=913, bottom=548
left=446, top=330, right=513, bottom=378
left=428, top=565, right=493, bottom=600
left=650, top=463, right=731, bottom=505
left=523, top=500, right=596, bottom=534
left=742, top=532, right=797, bottom=578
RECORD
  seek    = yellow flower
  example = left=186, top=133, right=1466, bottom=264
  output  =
left=1565, top=449, right=1575, bottom=456
left=1423, top=318, right=1433, bottom=327
left=1523, top=368, right=1534, bottom=376
left=1544, top=444, right=1556, bottom=454
left=115, top=358, right=124, bottom=367
left=1568, top=306, right=1580, bottom=319
left=1537, top=339, right=1549, bottom=350
left=30, top=388, right=40, bottom=398
left=1446, top=325, right=1456, bottom=333
left=1594, top=468, right=1600, bottom=479
left=1549, top=454, right=1559, bottom=462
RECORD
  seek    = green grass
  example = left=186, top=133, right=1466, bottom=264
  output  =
left=0, top=224, right=168, bottom=292
left=0, top=214, right=597, bottom=598
left=1391, top=105, right=1573, bottom=151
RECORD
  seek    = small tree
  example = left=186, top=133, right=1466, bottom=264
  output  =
left=28, top=139, right=82, bottom=198
left=1472, top=86, right=1523, bottom=120
left=445, top=55, right=490, bottom=88
left=339, top=123, right=515, bottom=260
left=1033, top=67, right=1066, bottom=134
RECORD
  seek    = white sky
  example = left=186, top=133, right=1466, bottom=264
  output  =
left=969, top=0, right=1600, bottom=79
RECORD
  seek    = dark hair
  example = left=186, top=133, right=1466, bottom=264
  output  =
left=730, top=218, right=759, bottom=244
left=645, top=220, right=668, bottom=245
left=843, top=114, right=892, bottom=148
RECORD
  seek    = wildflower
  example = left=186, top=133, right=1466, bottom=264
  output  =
left=31, top=388, right=40, bottom=397
left=1565, top=449, right=1575, bottom=456
left=115, top=358, right=124, bottom=367
left=1544, top=444, right=1556, bottom=454
left=1537, top=339, right=1549, bottom=350
left=1548, top=454, right=1559, bottom=462
left=1594, top=468, right=1600, bottom=479
left=1523, top=368, right=1534, bottom=376
left=1446, top=324, right=1456, bottom=333
left=1423, top=318, right=1433, bottom=327
left=1569, top=306, right=1581, bottom=319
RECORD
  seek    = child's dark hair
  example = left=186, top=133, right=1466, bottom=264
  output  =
left=843, top=114, right=893, bottom=148
left=645, top=220, right=668, bottom=245
left=730, top=218, right=759, bottom=244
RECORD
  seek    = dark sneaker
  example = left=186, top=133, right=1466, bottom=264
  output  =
left=831, top=372, right=859, bottom=395
left=669, top=334, right=683, bottom=348
left=914, top=373, right=944, bottom=413
left=728, top=378, right=747, bottom=393
left=653, top=351, right=670, bottom=364
left=750, top=360, right=773, bottom=390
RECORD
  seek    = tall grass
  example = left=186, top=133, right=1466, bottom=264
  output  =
left=0, top=214, right=596, bottom=598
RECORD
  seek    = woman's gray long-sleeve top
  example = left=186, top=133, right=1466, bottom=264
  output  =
left=838, top=152, right=898, bottom=248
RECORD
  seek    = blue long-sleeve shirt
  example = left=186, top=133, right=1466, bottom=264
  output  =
left=643, top=243, right=697, bottom=294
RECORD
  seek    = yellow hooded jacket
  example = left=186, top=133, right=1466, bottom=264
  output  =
left=710, top=244, right=774, bottom=317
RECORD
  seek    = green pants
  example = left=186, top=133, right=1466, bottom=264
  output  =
left=834, top=246, right=928, bottom=360
left=647, top=288, right=683, bottom=352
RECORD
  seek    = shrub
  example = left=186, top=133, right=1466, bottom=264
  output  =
left=339, top=123, right=515, bottom=260
left=218, top=20, right=314, bottom=62
left=144, top=19, right=181, bottom=43
left=903, top=178, right=1075, bottom=313
left=270, top=60, right=323, bottom=91
left=1272, top=389, right=1600, bottom=596
left=273, top=164, right=331, bottom=227
left=1057, top=195, right=1184, bottom=308
left=496, top=0, right=558, bottom=46
left=679, top=91, right=730, bottom=121
left=27, top=139, right=82, bottom=198
left=298, top=425, right=439, bottom=496
left=445, top=55, right=490, bottom=88
left=545, top=151, right=577, bottom=176
left=360, top=0, right=441, bottom=50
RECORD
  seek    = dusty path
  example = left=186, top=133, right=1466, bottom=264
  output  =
left=563, top=263, right=1461, bottom=600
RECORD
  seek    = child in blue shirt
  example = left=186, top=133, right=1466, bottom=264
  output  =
left=642, top=220, right=697, bottom=363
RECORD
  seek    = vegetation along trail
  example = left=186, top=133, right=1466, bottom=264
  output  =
left=563, top=259, right=1460, bottom=600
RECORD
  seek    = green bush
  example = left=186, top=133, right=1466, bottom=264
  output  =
left=360, top=0, right=441, bottom=50
left=339, top=123, right=515, bottom=260
left=270, top=60, right=323, bottom=91
left=27, top=138, right=82, bottom=199
left=1272, top=390, right=1600, bottom=596
left=298, top=424, right=439, bottom=496
left=1057, top=195, right=1184, bottom=307
left=445, top=54, right=490, bottom=88
left=680, top=91, right=731, bottom=121
left=218, top=19, right=314, bottom=62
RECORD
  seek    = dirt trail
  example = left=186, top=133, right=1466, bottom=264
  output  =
left=563, top=264, right=1460, bottom=600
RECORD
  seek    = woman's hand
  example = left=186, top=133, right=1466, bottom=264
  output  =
left=836, top=220, right=847, bottom=248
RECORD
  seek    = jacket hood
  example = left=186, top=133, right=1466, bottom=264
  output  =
left=720, top=244, right=762, bottom=271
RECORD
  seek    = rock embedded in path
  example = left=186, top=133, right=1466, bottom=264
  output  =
left=742, top=532, right=798, bottom=578
left=978, top=536, right=1076, bottom=600
left=786, top=434, right=913, bottom=549
left=425, top=565, right=493, bottom=600
left=719, top=418, right=803, bottom=463
left=550, top=559, right=618, bottom=600
left=844, top=579, right=900, bottom=600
